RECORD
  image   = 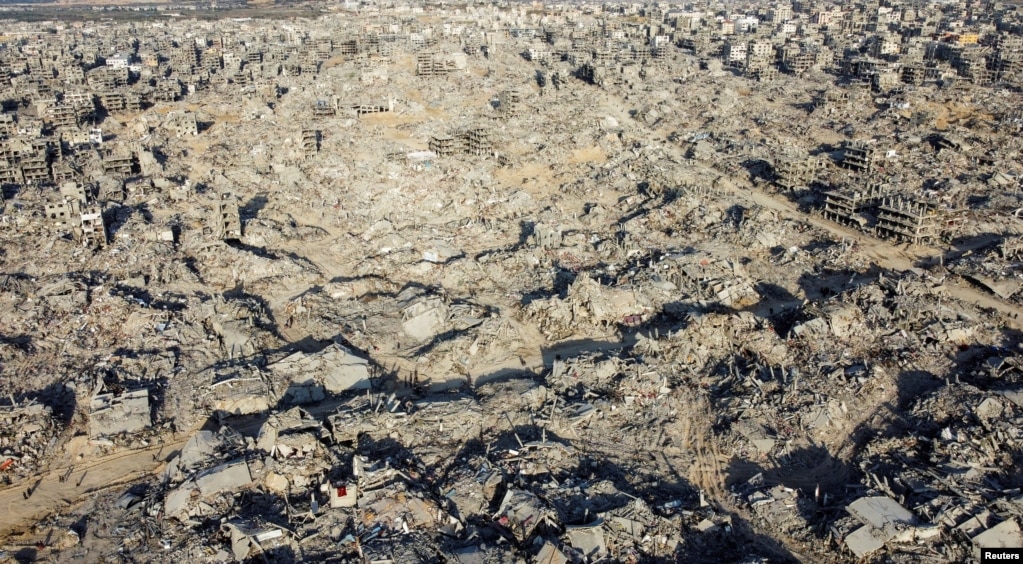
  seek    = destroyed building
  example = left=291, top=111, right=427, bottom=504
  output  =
left=0, top=1, right=1021, bottom=563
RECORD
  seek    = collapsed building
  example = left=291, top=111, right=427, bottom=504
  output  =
left=0, top=1, right=1021, bottom=563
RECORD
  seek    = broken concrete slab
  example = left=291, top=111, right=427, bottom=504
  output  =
left=495, top=489, right=548, bottom=543
left=973, top=518, right=1023, bottom=554
left=566, top=517, right=607, bottom=559
left=270, top=343, right=373, bottom=396
left=845, top=496, right=937, bottom=557
left=196, top=461, right=252, bottom=497
left=535, top=542, right=568, bottom=564
left=89, top=389, right=151, bottom=439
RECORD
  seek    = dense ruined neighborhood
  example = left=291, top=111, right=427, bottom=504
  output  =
left=1, top=0, right=1023, bottom=561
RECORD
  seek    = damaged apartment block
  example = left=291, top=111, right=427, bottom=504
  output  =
left=498, top=88, right=522, bottom=115
left=428, top=126, right=492, bottom=158
left=79, top=205, right=108, bottom=246
left=874, top=196, right=941, bottom=245
left=772, top=155, right=820, bottom=190
left=428, top=134, right=459, bottom=156
left=415, top=51, right=467, bottom=76
left=163, top=111, right=198, bottom=137
left=823, top=183, right=887, bottom=228
left=43, top=182, right=107, bottom=245
left=840, top=140, right=878, bottom=173
left=100, top=147, right=136, bottom=177
left=214, top=192, right=243, bottom=240
left=301, top=129, right=320, bottom=156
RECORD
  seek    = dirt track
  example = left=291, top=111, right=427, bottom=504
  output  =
left=2, top=104, right=1020, bottom=552
left=701, top=166, right=1023, bottom=329
left=3, top=181, right=1020, bottom=544
left=0, top=438, right=186, bottom=539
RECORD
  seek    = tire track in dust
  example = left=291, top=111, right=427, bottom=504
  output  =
left=0, top=437, right=187, bottom=537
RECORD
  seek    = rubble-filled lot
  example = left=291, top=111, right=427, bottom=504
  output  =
left=1, top=1, right=1023, bottom=563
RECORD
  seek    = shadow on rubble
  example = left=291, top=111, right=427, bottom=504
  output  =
left=998, top=326, right=1023, bottom=349
left=472, top=219, right=544, bottom=262
left=145, top=147, right=168, bottom=169
left=409, top=323, right=487, bottom=359
left=441, top=423, right=803, bottom=561
left=0, top=182, right=21, bottom=200
left=728, top=445, right=855, bottom=494
left=724, top=203, right=746, bottom=230
left=737, top=282, right=808, bottom=336
left=283, top=335, right=337, bottom=355
left=110, top=202, right=153, bottom=230
left=223, top=283, right=284, bottom=340
left=472, top=365, right=536, bottom=389
left=704, top=514, right=802, bottom=564
left=224, top=239, right=281, bottom=260
left=376, top=297, right=499, bottom=359
left=796, top=264, right=883, bottom=302
left=321, top=276, right=435, bottom=303
left=913, top=231, right=1004, bottom=270
left=659, top=282, right=803, bottom=339
left=567, top=454, right=693, bottom=516
left=109, top=285, right=189, bottom=311
left=842, top=385, right=927, bottom=461
left=614, top=195, right=657, bottom=225
left=258, top=545, right=298, bottom=562
left=287, top=331, right=374, bottom=362
left=239, top=193, right=269, bottom=221
left=437, top=438, right=488, bottom=493
left=896, top=370, right=945, bottom=411
left=111, top=345, right=180, bottom=365
left=180, top=256, right=206, bottom=284
left=0, top=332, right=34, bottom=353
left=198, top=325, right=381, bottom=384
left=726, top=445, right=856, bottom=544
left=739, top=158, right=772, bottom=183
left=540, top=338, right=631, bottom=368
left=801, top=238, right=840, bottom=255
left=520, top=284, right=562, bottom=307
left=92, top=106, right=111, bottom=125
left=947, top=334, right=1023, bottom=390
left=853, top=350, right=1002, bottom=450
left=571, top=451, right=800, bottom=563
left=133, top=201, right=154, bottom=224
left=9, top=381, right=77, bottom=427
left=623, top=311, right=692, bottom=344
left=357, top=434, right=429, bottom=480
left=12, top=547, right=37, bottom=563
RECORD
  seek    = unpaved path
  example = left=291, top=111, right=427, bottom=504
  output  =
left=3, top=90, right=1019, bottom=551
left=0, top=437, right=187, bottom=538
left=740, top=185, right=1023, bottom=326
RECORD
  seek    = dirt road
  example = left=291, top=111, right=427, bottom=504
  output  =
left=0, top=438, right=186, bottom=538
left=3, top=98, right=1020, bottom=550
left=6, top=187, right=1017, bottom=545
left=741, top=185, right=1023, bottom=326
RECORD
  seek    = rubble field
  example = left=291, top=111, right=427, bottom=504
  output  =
left=2, top=1, right=1023, bottom=563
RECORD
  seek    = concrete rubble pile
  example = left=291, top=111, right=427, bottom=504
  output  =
left=0, top=400, right=62, bottom=482
left=42, top=367, right=734, bottom=561
left=839, top=372, right=1023, bottom=556
left=1, top=0, right=1023, bottom=562
left=52, top=281, right=1015, bottom=562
